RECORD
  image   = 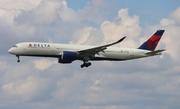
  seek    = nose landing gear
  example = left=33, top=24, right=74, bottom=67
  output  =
left=16, top=55, right=20, bottom=63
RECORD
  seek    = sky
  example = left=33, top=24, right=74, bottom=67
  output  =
left=0, top=0, right=180, bottom=109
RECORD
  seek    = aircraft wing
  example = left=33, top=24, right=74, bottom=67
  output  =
left=77, top=36, right=126, bottom=60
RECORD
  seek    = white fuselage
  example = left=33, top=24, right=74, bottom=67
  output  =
left=8, top=42, right=157, bottom=61
left=8, top=30, right=165, bottom=68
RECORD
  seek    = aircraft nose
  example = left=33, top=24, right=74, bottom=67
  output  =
left=8, top=48, right=13, bottom=54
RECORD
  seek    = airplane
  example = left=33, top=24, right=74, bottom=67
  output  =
left=8, top=30, right=166, bottom=68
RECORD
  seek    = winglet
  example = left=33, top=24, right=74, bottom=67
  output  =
left=109, top=36, right=126, bottom=46
left=108, top=36, right=126, bottom=46
left=117, top=36, right=126, bottom=43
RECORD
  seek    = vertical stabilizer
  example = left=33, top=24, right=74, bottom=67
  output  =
left=138, top=30, right=165, bottom=51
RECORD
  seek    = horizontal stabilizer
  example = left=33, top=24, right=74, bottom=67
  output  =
left=146, top=49, right=166, bottom=55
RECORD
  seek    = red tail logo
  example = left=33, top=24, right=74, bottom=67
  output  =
left=138, top=30, right=165, bottom=51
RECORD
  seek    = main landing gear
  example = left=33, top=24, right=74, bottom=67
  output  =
left=16, top=55, right=20, bottom=63
left=80, top=62, right=91, bottom=68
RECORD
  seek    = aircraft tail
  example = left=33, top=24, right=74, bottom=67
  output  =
left=138, top=30, right=165, bottom=51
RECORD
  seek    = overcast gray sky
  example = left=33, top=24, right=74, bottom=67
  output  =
left=0, top=0, right=180, bottom=109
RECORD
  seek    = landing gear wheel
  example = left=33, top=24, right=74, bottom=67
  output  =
left=81, top=64, right=85, bottom=68
left=86, top=62, right=91, bottom=67
left=17, top=60, right=20, bottom=63
left=80, top=62, right=92, bottom=68
left=16, top=55, right=20, bottom=63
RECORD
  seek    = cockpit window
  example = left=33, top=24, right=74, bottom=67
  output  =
left=13, top=45, right=18, bottom=48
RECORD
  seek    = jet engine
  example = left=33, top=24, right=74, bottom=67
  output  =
left=58, top=51, right=77, bottom=63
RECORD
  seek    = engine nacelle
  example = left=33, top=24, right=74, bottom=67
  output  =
left=58, top=51, right=77, bottom=64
